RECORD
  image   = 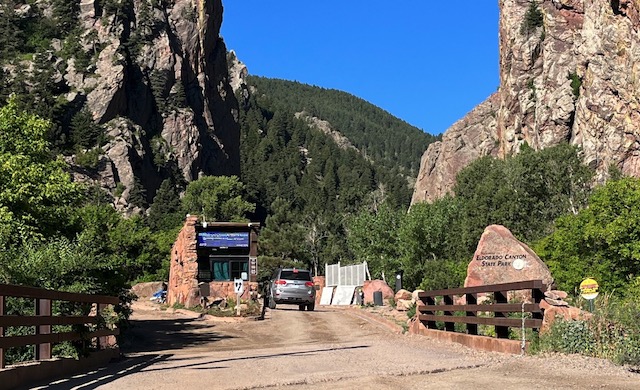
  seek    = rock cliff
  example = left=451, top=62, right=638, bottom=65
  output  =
left=412, top=0, right=640, bottom=204
left=40, top=0, right=239, bottom=213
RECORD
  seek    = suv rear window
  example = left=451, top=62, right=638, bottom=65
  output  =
left=280, top=270, right=312, bottom=281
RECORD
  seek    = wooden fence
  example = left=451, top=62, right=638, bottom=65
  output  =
left=0, top=284, right=120, bottom=369
left=417, top=280, right=546, bottom=339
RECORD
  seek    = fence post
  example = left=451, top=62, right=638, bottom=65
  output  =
left=531, top=285, right=544, bottom=332
left=466, top=293, right=478, bottom=335
left=424, top=296, right=437, bottom=329
left=443, top=294, right=455, bottom=332
left=0, top=295, right=4, bottom=369
left=494, top=291, right=509, bottom=338
left=35, top=298, right=52, bottom=361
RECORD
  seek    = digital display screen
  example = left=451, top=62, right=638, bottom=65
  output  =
left=197, top=232, right=249, bottom=248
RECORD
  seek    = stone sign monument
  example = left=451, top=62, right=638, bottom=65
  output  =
left=464, top=225, right=554, bottom=288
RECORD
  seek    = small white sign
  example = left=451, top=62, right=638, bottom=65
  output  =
left=512, top=259, right=525, bottom=270
left=234, top=278, right=244, bottom=294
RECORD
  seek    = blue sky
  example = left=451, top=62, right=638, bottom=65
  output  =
left=221, top=1, right=499, bottom=135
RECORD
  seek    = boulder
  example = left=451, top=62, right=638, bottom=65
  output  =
left=544, top=298, right=569, bottom=307
left=395, top=289, right=412, bottom=301
left=411, top=289, right=425, bottom=304
left=550, top=290, right=568, bottom=300
left=131, top=281, right=164, bottom=299
left=464, top=225, right=554, bottom=288
left=362, top=280, right=394, bottom=305
left=396, top=299, right=413, bottom=312
left=541, top=303, right=591, bottom=333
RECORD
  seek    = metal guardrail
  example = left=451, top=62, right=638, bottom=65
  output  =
left=0, top=283, right=120, bottom=369
left=416, top=280, right=546, bottom=339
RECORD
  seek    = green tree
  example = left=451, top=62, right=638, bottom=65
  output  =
left=147, top=178, right=183, bottom=231
left=398, top=196, right=464, bottom=289
left=52, top=0, right=79, bottom=35
left=454, top=144, right=592, bottom=251
left=0, top=98, right=82, bottom=245
left=71, top=108, right=103, bottom=149
left=182, top=175, right=255, bottom=222
left=535, top=178, right=640, bottom=295
left=346, top=204, right=403, bottom=281
left=521, top=1, right=544, bottom=36
left=128, top=177, right=148, bottom=209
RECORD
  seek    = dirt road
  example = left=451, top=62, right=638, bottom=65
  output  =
left=32, top=302, right=639, bottom=390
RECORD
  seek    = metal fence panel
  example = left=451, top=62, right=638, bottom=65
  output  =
left=326, top=262, right=367, bottom=287
left=326, top=263, right=340, bottom=287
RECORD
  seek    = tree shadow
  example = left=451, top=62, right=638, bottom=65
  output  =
left=24, top=354, right=175, bottom=390
left=120, top=317, right=235, bottom=353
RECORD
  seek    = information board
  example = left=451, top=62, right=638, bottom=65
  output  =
left=197, top=232, right=249, bottom=248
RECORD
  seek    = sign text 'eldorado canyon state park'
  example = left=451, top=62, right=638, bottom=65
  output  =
left=465, top=225, right=554, bottom=288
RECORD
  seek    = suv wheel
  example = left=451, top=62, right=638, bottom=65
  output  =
left=307, top=302, right=315, bottom=311
left=298, top=304, right=305, bottom=311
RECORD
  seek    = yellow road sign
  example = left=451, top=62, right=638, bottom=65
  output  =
left=580, top=277, right=599, bottom=300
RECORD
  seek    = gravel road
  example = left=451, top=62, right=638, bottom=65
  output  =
left=31, top=301, right=639, bottom=390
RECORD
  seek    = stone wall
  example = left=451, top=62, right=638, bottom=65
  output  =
left=167, top=216, right=200, bottom=308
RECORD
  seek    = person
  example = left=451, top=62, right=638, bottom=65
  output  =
left=151, top=282, right=167, bottom=303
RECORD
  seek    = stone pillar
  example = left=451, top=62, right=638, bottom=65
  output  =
left=167, top=216, right=200, bottom=307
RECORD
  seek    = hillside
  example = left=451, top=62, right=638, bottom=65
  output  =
left=232, top=72, right=439, bottom=267
left=247, top=76, right=439, bottom=176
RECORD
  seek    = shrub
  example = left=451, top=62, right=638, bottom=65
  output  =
left=536, top=294, right=640, bottom=365
left=75, top=147, right=102, bottom=169
left=568, top=72, right=582, bottom=99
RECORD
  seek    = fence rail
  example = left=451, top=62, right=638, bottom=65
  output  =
left=0, top=283, right=120, bottom=369
left=416, top=280, right=546, bottom=339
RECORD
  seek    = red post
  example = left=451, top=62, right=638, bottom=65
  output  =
left=35, top=298, right=52, bottom=361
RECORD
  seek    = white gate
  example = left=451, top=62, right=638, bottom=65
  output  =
left=325, top=261, right=369, bottom=287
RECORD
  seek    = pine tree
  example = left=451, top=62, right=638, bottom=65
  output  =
left=70, top=108, right=103, bottom=149
left=147, top=179, right=182, bottom=230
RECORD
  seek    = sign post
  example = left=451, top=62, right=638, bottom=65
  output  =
left=580, top=277, right=599, bottom=312
left=234, top=278, right=244, bottom=316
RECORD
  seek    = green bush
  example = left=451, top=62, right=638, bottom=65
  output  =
left=536, top=294, right=640, bottom=365
left=75, top=147, right=102, bottom=169
left=569, top=72, right=582, bottom=99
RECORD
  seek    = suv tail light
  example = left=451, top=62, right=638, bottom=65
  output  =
left=274, top=280, right=287, bottom=285
left=305, top=281, right=314, bottom=287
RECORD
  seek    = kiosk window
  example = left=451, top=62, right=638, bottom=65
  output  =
left=198, top=259, right=248, bottom=281
left=231, top=261, right=248, bottom=280
left=212, top=261, right=230, bottom=281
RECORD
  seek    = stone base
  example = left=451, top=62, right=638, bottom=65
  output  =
left=409, top=320, right=526, bottom=354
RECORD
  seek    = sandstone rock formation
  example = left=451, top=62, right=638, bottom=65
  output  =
left=362, top=279, right=395, bottom=305
left=413, top=0, right=640, bottom=204
left=464, top=225, right=554, bottom=288
left=540, top=297, right=591, bottom=332
left=42, top=0, right=241, bottom=213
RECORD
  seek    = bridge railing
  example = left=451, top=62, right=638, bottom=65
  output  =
left=416, top=280, right=546, bottom=339
left=0, top=283, right=120, bottom=369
